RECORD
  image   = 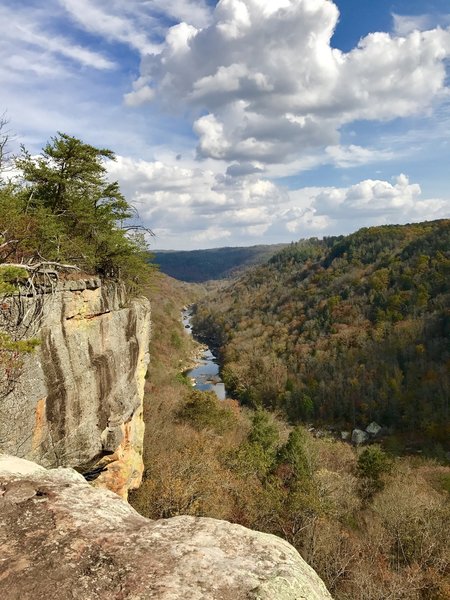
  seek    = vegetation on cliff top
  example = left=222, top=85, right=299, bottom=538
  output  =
left=192, top=220, right=450, bottom=450
left=1, top=129, right=154, bottom=290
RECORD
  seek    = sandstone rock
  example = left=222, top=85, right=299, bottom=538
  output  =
left=0, top=455, right=333, bottom=600
left=351, top=429, right=369, bottom=445
left=365, top=421, right=382, bottom=437
left=0, top=281, right=151, bottom=499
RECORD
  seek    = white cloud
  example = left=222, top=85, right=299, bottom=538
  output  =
left=131, top=0, right=450, bottom=164
left=59, top=0, right=159, bottom=54
left=193, top=226, right=232, bottom=243
left=393, top=12, right=450, bottom=36
left=149, top=0, right=212, bottom=29
left=18, top=25, right=116, bottom=70
left=0, top=3, right=115, bottom=72
left=1, top=0, right=449, bottom=251
left=107, top=155, right=450, bottom=249
left=124, top=86, right=155, bottom=107
left=324, top=145, right=395, bottom=169
left=59, top=0, right=213, bottom=53
left=309, top=174, right=449, bottom=231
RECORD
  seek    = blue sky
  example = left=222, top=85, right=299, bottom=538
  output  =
left=1, top=0, right=449, bottom=249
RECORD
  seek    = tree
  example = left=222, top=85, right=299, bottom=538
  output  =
left=229, top=410, right=280, bottom=480
left=357, top=445, right=391, bottom=499
left=17, top=133, right=126, bottom=216
left=13, top=133, right=153, bottom=284
left=276, top=426, right=312, bottom=486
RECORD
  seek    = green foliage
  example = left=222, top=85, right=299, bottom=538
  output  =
left=230, top=410, right=280, bottom=480
left=0, top=266, right=28, bottom=293
left=247, top=409, right=279, bottom=452
left=0, top=332, right=39, bottom=354
left=170, top=330, right=183, bottom=349
left=357, top=445, right=391, bottom=480
left=177, top=389, right=236, bottom=434
left=1, top=132, right=154, bottom=291
left=357, top=445, right=391, bottom=499
left=276, top=427, right=312, bottom=485
left=131, top=274, right=450, bottom=600
left=175, top=372, right=191, bottom=386
left=0, top=332, right=39, bottom=400
left=193, top=220, right=450, bottom=445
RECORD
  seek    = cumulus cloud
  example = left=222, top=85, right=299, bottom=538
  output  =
left=314, top=175, right=422, bottom=218
left=306, top=174, right=450, bottom=230
left=107, top=156, right=450, bottom=249
left=131, top=0, right=450, bottom=164
left=124, top=85, right=155, bottom=107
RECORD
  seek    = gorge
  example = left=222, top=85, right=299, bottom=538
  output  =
left=0, top=273, right=334, bottom=600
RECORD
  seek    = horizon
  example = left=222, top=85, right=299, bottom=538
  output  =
left=1, top=0, right=450, bottom=250
left=153, top=216, right=449, bottom=253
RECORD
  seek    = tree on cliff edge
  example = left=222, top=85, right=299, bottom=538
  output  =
left=12, top=133, right=153, bottom=283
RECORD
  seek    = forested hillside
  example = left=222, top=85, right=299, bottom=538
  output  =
left=153, top=244, right=287, bottom=282
left=132, top=270, right=450, bottom=600
left=192, top=220, right=450, bottom=450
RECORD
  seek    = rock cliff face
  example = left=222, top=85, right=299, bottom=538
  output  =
left=0, top=279, right=150, bottom=498
left=0, top=455, right=334, bottom=600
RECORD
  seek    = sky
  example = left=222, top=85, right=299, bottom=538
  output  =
left=1, top=0, right=450, bottom=250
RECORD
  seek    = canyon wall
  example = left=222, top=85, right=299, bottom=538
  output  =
left=0, top=278, right=150, bottom=498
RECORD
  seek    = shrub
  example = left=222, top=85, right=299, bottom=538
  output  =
left=176, top=389, right=236, bottom=434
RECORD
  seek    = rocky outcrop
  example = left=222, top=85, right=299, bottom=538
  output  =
left=0, top=280, right=150, bottom=498
left=0, top=455, right=333, bottom=600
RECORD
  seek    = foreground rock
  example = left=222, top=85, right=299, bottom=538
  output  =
left=0, top=455, right=333, bottom=600
left=0, top=280, right=151, bottom=498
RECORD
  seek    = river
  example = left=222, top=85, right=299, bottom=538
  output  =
left=182, top=308, right=226, bottom=400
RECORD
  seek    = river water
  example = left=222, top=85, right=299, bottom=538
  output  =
left=182, top=308, right=226, bottom=400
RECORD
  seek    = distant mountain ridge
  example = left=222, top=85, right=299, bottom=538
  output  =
left=153, top=244, right=288, bottom=282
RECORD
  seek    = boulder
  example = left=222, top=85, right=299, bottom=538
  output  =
left=0, top=455, right=333, bottom=600
left=351, top=429, right=369, bottom=445
left=365, top=422, right=382, bottom=437
left=340, top=431, right=351, bottom=441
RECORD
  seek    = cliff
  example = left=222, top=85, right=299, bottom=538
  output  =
left=0, top=278, right=151, bottom=498
left=0, top=455, right=334, bottom=600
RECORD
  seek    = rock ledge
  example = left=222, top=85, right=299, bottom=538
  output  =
left=0, top=455, right=333, bottom=600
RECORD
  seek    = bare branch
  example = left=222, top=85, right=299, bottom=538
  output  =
left=0, top=261, right=81, bottom=272
left=121, top=224, right=155, bottom=237
left=0, top=240, right=19, bottom=251
left=0, top=113, right=15, bottom=173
